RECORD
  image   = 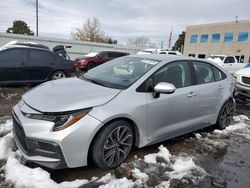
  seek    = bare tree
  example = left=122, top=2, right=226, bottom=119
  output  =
left=71, top=17, right=117, bottom=44
left=127, top=36, right=151, bottom=47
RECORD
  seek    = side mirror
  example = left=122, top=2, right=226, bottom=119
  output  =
left=153, top=82, right=176, bottom=98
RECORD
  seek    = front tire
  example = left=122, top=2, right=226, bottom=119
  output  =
left=91, top=120, right=134, bottom=170
left=216, top=100, right=234, bottom=129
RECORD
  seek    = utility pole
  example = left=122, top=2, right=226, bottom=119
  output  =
left=36, top=0, right=38, bottom=36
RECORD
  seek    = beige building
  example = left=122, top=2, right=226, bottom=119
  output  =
left=184, top=20, right=250, bottom=63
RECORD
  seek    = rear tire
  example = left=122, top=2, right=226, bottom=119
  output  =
left=216, top=100, right=234, bottom=129
left=91, top=120, right=134, bottom=170
left=51, top=71, right=66, bottom=80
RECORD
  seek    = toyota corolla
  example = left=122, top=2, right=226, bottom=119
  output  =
left=12, top=55, right=235, bottom=170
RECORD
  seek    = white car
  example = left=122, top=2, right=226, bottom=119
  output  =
left=234, top=65, right=250, bottom=99
left=157, top=50, right=182, bottom=55
left=207, top=55, right=246, bottom=74
left=137, top=49, right=158, bottom=54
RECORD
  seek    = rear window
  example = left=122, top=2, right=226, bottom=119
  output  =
left=193, top=62, right=215, bottom=84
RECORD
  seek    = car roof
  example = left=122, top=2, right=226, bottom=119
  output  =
left=130, top=54, right=204, bottom=62
left=98, top=50, right=129, bottom=54
left=1, top=45, right=51, bottom=52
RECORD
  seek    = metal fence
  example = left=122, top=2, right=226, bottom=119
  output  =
left=0, top=32, right=142, bottom=59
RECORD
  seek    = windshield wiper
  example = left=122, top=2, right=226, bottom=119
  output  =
left=82, top=75, right=106, bottom=87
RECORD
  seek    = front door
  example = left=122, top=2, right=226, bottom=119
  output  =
left=145, top=61, right=197, bottom=142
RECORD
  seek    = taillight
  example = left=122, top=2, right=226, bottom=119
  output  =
left=73, top=63, right=78, bottom=68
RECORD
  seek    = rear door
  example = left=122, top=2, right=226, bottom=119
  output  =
left=190, top=61, right=224, bottom=124
left=27, top=49, right=55, bottom=81
left=0, top=48, right=28, bottom=83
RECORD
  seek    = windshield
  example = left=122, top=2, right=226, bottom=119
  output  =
left=84, top=52, right=98, bottom=57
left=83, top=57, right=160, bottom=89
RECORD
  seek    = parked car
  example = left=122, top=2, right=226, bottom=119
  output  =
left=0, top=42, right=75, bottom=85
left=12, top=55, right=235, bottom=170
left=137, top=49, right=158, bottom=54
left=234, top=64, right=250, bottom=99
left=75, top=51, right=129, bottom=71
left=157, top=50, right=182, bottom=55
left=207, top=55, right=246, bottom=74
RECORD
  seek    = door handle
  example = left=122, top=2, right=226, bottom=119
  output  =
left=187, top=92, right=197, bottom=98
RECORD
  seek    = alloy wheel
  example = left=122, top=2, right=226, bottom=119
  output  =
left=219, top=101, right=234, bottom=129
left=52, top=71, right=66, bottom=80
left=103, top=126, right=133, bottom=167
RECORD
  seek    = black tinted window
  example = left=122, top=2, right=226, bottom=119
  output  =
left=0, top=49, right=22, bottom=60
left=193, top=62, right=215, bottom=84
left=99, top=52, right=108, bottom=58
left=212, top=66, right=226, bottom=81
left=224, top=56, right=235, bottom=63
left=29, top=50, right=54, bottom=65
left=168, top=52, right=177, bottom=55
left=0, top=49, right=25, bottom=66
left=108, top=52, right=126, bottom=58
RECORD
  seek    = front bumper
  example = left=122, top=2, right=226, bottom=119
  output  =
left=235, top=82, right=250, bottom=98
left=12, top=103, right=103, bottom=169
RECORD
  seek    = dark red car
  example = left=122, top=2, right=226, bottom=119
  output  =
left=75, top=51, right=129, bottom=71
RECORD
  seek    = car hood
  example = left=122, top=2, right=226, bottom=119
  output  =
left=22, top=78, right=121, bottom=113
left=235, top=67, right=250, bottom=76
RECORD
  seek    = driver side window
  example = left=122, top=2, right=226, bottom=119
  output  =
left=137, top=61, right=191, bottom=92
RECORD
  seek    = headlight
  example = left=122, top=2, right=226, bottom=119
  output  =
left=22, top=108, right=91, bottom=131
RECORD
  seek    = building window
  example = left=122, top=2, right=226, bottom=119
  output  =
left=188, top=54, right=195, bottom=57
left=200, top=34, right=208, bottom=43
left=224, top=32, right=233, bottom=42
left=190, top=35, right=198, bottom=43
left=238, top=32, right=248, bottom=42
left=212, top=33, right=220, bottom=43
left=198, top=54, right=206, bottom=59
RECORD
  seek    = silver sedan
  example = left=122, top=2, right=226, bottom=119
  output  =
left=12, top=54, right=235, bottom=170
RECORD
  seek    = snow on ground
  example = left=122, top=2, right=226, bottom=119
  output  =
left=0, top=119, right=12, bottom=136
left=214, top=115, right=250, bottom=140
left=0, top=115, right=249, bottom=188
left=144, top=145, right=171, bottom=164
left=98, top=173, right=134, bottom=188
left=0, top=133, right=14, bottom=160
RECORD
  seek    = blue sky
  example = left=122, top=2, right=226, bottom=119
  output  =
left=0, top=0, right=250, bottom=47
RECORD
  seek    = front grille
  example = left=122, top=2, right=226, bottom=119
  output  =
left=12, top=111, right=28, bottom=153
left=242, top=76, right=250, bottom=86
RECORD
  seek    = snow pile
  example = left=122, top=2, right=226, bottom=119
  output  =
left=0, top=133, right=14, bottom=160
left=168, top=157, right=205, bottom=183
left=5, top=152, right=88, bottom=188
left=98, top=173, right=134, bottom=188
left=0, top=119, right=12, bottom=136
left=214, top=115, right=250, bottom=140
left=144, top=145, right=171, bottom=164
